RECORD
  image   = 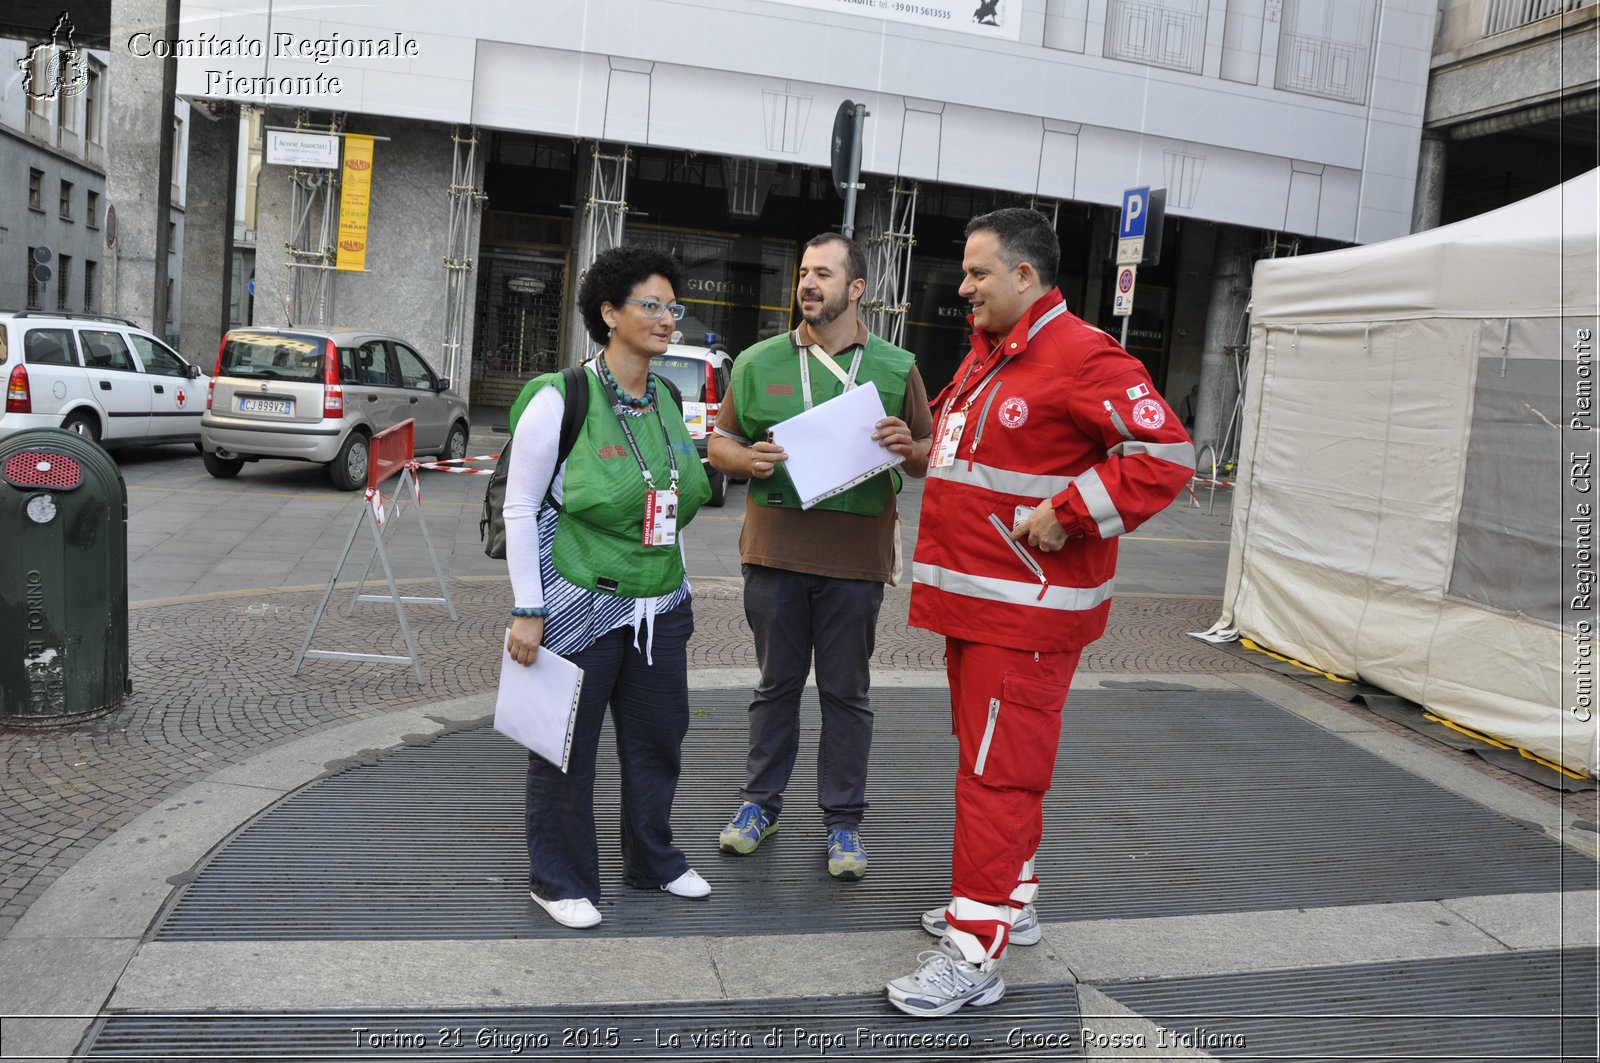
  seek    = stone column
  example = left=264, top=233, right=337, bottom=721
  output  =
left=106, top=0, right=180, bottom=331
left=1411, top=131, right=1448, bottom=233
left=178, top=106, right=237, bottom=359
left=1192, top=225, right=1253, bottom=464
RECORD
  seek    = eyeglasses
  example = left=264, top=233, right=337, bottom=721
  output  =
left=624, top=298, right=687, bottom=321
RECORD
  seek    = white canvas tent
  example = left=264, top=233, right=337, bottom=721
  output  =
left=1214, top=170, right=1599, bottom=777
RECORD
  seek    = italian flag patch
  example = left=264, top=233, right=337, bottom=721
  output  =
left=1126, top=383, right=1150, bottom=400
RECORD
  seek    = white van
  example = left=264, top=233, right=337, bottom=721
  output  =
left=0, top=311, right=209, bottom=447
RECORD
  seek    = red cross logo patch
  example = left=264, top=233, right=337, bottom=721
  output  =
left=1131, top=398, right=1166, bottom=430
left=998, top=396, right=1029, bottom=428
left=175, top=389, right=187, bottom=409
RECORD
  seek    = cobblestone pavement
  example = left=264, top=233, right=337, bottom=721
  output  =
left=0, top=576, right=1249, bottom=935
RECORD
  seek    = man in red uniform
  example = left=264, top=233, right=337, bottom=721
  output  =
left=887, top=208, right=1194, bottom=1017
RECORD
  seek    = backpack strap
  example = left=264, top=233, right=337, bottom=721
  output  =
left=556, top=363, right=589, bottom=465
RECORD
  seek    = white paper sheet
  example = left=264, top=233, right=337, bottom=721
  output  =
left=493, top=632, right=584, bottom=772
left=768, top=381, right=905, bottom=509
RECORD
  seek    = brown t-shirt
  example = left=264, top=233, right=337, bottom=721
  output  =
left=715, top=323, right=934, bottom=582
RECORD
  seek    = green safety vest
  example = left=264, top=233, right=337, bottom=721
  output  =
left=510, top=369, right=710, bottom=598
left=731, top=332, right=913, bottom=516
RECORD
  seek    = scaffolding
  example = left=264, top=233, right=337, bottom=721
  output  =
left=1028, top=195, right=1062, bottom=229
left=441, top=126, right=486, bottom=392
left=565, top=143, right=631, bottom=367
left=861, top=181, right=919, bottom=348
left=285, top=111, right=343, bottom=327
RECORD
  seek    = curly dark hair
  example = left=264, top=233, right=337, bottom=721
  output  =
left=576, top=246, right=686, bottom=346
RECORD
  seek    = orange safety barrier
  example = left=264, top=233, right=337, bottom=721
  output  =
left=368, top=418, right=415, bottom=490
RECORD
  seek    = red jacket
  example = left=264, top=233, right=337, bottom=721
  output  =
left=910, top=289, right=1195, bottom=652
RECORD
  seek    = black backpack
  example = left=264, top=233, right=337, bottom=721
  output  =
left=479, top=364, right=682, bottom=559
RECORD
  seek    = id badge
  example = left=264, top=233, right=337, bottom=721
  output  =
left=933, top=410, right=966, bottom=469
left=642, top=488, right=679, bottom=547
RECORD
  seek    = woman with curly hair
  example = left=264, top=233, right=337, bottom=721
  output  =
left=502, top=245, right=712, bottom=928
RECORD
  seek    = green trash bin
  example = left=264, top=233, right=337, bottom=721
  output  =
left=0, top=428, right=129, bottom=724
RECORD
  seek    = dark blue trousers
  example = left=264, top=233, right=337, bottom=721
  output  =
left=525, top=602, right=694, bottom=903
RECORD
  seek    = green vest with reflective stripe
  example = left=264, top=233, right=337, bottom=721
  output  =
left=731, top=332, right=913, bottom=516
left=510, top=369, right=710, bottom=598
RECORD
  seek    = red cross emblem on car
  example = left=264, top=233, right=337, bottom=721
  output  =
left=175, top=390, right=187, bottom=408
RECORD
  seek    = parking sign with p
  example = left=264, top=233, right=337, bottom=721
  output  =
left=1120, top=187, right=1149, bottom=240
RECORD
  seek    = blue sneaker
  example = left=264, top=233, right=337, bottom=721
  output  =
left=827, top=827, right=869, bottom=880
left=719, top=802, right=778, bottom=855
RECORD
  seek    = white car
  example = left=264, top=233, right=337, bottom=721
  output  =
left=651, top=343, right=735, bottom=506
left=0, top=311, right=209, bottom=447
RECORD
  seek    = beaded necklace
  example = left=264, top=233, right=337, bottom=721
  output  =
left=596, top=354, right=656, bottom=409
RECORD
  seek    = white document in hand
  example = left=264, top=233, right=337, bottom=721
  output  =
left=769, top=380, right=905, bottom=509
left=494, top=632, right=584, bottom=772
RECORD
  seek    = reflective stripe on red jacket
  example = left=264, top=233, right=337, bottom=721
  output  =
left=909, top=289, right=1195, bottom=652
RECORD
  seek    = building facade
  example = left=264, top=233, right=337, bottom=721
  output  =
left=157, top=0, right=1442, bottom=453
left=1, top=34, right=114, bottom=320
left=3, top=15, right=191, bottom=349
left=1420, top=0, right=1598, bottom=228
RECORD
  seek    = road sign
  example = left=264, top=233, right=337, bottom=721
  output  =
left=267, top=130, right=340, bottom=169
left=831, top=100, right=862, bottom=200
left=1120, top=186, right=1150, bottom=240
left=1113, top=265, right=1137, bottom=317
left=1116, top=237, right=1143, bottom=266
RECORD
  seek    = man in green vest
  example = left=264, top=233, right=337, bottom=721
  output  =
left=709, top=233, right=934, bottom=879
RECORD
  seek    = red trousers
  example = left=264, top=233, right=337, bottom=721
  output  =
left=942, top=637, right=1080, bottom=963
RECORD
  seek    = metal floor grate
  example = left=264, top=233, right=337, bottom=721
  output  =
left=1096, top=947, right=1599, bottom=1061
left=85, top=984, right=1083, bottom=1061
left=155, top=689, right=1595, bottom=940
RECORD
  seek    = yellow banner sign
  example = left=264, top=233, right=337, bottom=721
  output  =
left=336, top=134, right=375, bottom=272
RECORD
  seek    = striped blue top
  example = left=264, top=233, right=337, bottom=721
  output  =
left=534, top=500, right=691, bottom=659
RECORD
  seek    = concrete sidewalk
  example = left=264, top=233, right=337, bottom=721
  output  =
left=0, top=461, right=1595, bottom=1061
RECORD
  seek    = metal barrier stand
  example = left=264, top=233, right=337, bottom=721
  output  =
left=292, top=420, right=447, bottom=684
left=345, top=463, right=457, bottom=622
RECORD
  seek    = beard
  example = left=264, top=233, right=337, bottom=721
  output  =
left=800, top=286, right=850, bottom=329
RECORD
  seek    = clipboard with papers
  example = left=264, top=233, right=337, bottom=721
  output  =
left=493, top=632, right=584, bottom=772
left=768, top=380, right=905, bottom=509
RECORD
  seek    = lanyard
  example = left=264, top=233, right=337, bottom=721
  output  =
left=940, top=302, right=1070, bottom=422
left=596, top=361, right=679, bottom=490
left=795, top=330, right=864, bottom=410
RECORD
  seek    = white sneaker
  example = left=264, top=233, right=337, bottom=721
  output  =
left=887, top=937, right=1006, bottom=1018
left=530, top=891, right=601, bottom=928
left=661, top=869, right=711, bottom=898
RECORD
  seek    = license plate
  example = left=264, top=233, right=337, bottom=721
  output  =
left=239, top=397, right=291, bottom=415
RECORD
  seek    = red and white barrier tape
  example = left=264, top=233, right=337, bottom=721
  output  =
left=414, top=453, right=500, bottom=476
left=364, top=462, right=424, bottom=522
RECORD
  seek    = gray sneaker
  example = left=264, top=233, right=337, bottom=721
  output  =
left=886, top=937, right=1006, bottom=1018
left=920, top=902, right=1041, bottom=946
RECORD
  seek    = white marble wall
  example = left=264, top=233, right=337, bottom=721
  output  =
left=173, top=0, right=1438, bottom=243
